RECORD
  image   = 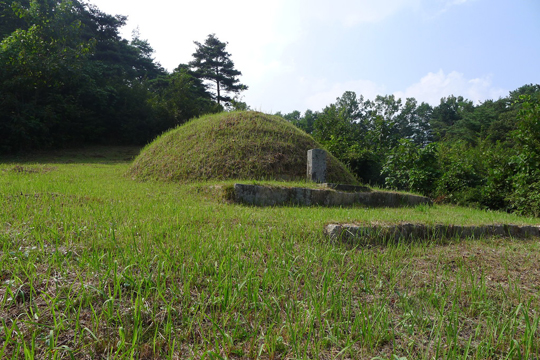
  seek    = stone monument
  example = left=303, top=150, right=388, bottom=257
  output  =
left=307, top=149, right=326, bottom=183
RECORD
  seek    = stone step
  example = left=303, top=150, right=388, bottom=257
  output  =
left=325, top=223, right=540, bottom=243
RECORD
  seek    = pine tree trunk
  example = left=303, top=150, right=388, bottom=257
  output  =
left=217, top=80, right=221, bottom=105
left=216, top=66, right=220, bottom=105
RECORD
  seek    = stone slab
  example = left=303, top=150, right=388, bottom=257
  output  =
left=307, top=149, right=327, bottom=183
left=325, top=223, right=540, bottom=244
left=233, top=183, right=432, bottom=207
left=323, top=183, right=371, bottom=192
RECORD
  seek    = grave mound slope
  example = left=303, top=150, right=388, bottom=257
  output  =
left=128, top=111, right=359, bottom=184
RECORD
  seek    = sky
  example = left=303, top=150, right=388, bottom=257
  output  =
left=88, top=0, right=540, bottom=113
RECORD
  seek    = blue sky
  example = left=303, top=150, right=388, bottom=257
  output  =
left=88, top=0, right=540, bottom=113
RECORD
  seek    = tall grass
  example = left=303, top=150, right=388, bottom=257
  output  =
left=0, top=147, right=539, bottom=359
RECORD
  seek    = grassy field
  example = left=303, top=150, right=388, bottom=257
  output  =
left=1, top=146, right=540, bottom=359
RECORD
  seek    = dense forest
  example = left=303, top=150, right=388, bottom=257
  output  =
left=0, top=0, right=238, bottom=153
left=1, top=0, right=539, bottom=216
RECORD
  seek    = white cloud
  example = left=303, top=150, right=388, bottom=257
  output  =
left=394, top=70, right=507, bottom=105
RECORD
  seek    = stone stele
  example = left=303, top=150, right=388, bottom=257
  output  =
left=307, top=149, right=327, bottom=183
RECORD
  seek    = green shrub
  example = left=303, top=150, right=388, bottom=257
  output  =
left=507, top=95, right=540, bottom=216
left=435, top=141, right=484, bottom=204
left=382, top=139, right=440, bottom=196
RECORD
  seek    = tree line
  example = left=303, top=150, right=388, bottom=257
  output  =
left=278, top=85, right=540, bottom=217
left=0, top=0, right=246, bottom=153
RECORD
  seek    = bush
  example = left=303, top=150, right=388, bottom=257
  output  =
left=382, top=139, right=440, bottom=196
left=435, top=141, right=485, bottom=204
left=506, top=95, right=540, bottom=216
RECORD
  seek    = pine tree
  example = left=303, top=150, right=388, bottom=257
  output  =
left=189, top=34, right=247, bottom=106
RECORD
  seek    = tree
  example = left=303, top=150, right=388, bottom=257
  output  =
left=0, top=0, right=171, bottom=152
left=148, top=64, right=219, bottom=126
left=189, top=34, right=247, bottom=107
left=0, top=0, right=29, bottom=39
left=431, top=95, right=474, bottom=140
left=382, top=139, right=440, bottom=195
left=0, top=0, right=95, bottom=151
left=507, top=94, right=540, bottom=216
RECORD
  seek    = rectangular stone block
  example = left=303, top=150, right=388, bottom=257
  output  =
left=307, top=149, right=327, bottom=183
left=519, top=226, right=540, bottom=238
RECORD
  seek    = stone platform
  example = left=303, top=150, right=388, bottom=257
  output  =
left=232, top=183, right=431, bottom=207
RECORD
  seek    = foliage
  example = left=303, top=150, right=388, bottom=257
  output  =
left=0, top=0, right=95, bottom=151
left=278, top=85, right=540, bottom=217
left=229, top=96, right=251, bottom=111
left=435, top=142, right=485, bottom=205
left=307, top=91, right=437, bottom=185
left=507, top=95, right=540, bottom=216
left=278, top=109, right=319, bottom=134
left=343, top=145, right=384, bottom=185
left=148, top=65, right=221, bottom=128
left=189, top=33, right=247, bottom=106
left=478, top=142, right=516, bottom=211
left=382, top=139, right=440, bottom=196
left=0, top=0, right=221, bottom=154
left=430, top=95, right=474, bottom=141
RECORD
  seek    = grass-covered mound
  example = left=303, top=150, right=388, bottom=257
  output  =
left=128, top=111, right=359, bottom=184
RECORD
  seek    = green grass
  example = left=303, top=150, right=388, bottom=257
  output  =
left=128, top=111, right=358, bottom=185
left=1, top=147, right=540, bottom=359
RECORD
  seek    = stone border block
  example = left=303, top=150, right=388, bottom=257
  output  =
left=325, top=223, right=540, bottom=244
left=233, top=184, right=432, bottom=207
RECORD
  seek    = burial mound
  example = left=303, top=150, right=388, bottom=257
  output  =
left=128, top=111, right=358, bottom=184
